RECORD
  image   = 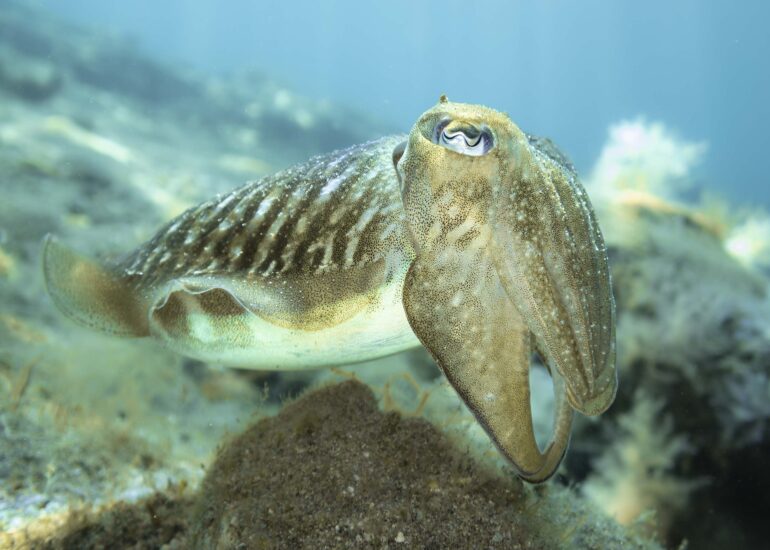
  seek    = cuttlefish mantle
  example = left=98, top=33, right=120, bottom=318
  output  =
left=43, top=98, right=617, bottom=483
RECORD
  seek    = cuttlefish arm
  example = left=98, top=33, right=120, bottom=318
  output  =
left=491, top=136, right=617, bottom=416
left=397, top=98, right=616, bottom=481
left=402, top=231, right=575, bottom=481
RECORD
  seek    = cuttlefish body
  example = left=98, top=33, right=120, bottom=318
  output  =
left=43, top=98, right=616, bottom=482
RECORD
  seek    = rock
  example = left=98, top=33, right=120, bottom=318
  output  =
left=188, top=380, right=658, bottom=549
left=190, top=380, right=536, bottom=548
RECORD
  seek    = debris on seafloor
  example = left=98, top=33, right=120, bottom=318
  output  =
left=18, top=381, right=661, bottom=550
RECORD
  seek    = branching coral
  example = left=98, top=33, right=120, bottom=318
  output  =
left=576, top=117, right=770, bottom=547
left=582, top=392, right=703, bottom=540
left=712, top=320, right=770, bottom=446
left=609, top=207, right=770, bottom=449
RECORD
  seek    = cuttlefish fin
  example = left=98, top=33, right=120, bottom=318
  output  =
left=42, top=235, right=149, bottom=336
left=148, top=281, right=254, bottom=354
left=402, top=248, right=573, bottom=482
left=146, top=259, right=390, bottom=363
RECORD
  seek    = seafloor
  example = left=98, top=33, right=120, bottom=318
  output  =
left=1, top=3, right=769, bottom=549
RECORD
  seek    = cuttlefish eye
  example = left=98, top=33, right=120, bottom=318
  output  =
left=433, top=118, right=494, bottom=156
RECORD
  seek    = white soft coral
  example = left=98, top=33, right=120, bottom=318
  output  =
left=582, top=392, right=704, bottom=539
left=724, top=214, right=770, bottom=271
left=588, top=118, right=707, bottom=201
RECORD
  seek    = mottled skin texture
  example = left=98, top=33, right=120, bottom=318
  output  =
left=43, top=99, right=616, bottom=482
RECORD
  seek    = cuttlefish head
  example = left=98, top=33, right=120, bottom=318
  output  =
left=393, top=97, right=616, bottom=482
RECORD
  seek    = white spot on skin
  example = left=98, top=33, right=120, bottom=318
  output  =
left=128, top=254, right=144, bottom=272
left=324, top=151, right=350, bottom=173
left=213, top=191, right=239, bottom=216
left=263, top=259, right=278, bottom=276
left=231, top=200, right=248, bottom=218
left=295, top=216, right=308, bottom=235
left=321, top=235, right=334, bottom=266
left=283, top=184, right=308, bottom=214
left=254, top=211, right=289, bottom=262
left=319, top=174, right=346, bottom=197
left=165, top=218, right=184, bottom=235
left=254, top=195, right=277, bottom=220
left=343, top=205, right=379, bottom=266
left=380, top=222, right=400, bottom=240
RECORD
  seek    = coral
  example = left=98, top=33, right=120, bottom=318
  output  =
left=605, top=186, right=770, bottom=451
left=712, top=339, right=770, bottom=446
left=577, top=116, right=770, bottom=548
left=724, top=213, right=770, bottom=272
left=588, top=118, right=706, bottom=202
left=585, top=116, right=770, bottom=451
left=582, top=392, right=702, bottom=540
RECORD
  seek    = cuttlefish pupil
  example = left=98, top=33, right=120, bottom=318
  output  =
left=434, top=118, right=494, bottom=156
left=42, top=97, right=616, bottom=484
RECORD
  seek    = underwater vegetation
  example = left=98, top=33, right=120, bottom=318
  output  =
left=0, top=2, right=768, bottom=549
left=575, top=118, right=770, bottom=547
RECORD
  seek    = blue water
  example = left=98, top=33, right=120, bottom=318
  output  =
left=39, top=0, right=770, bottom=205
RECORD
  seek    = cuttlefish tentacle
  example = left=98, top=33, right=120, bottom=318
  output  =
left=43, top=98, right=616, bottom=483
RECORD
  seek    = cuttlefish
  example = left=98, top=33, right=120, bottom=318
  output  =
left=43, top=98, right=616, bottom=482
